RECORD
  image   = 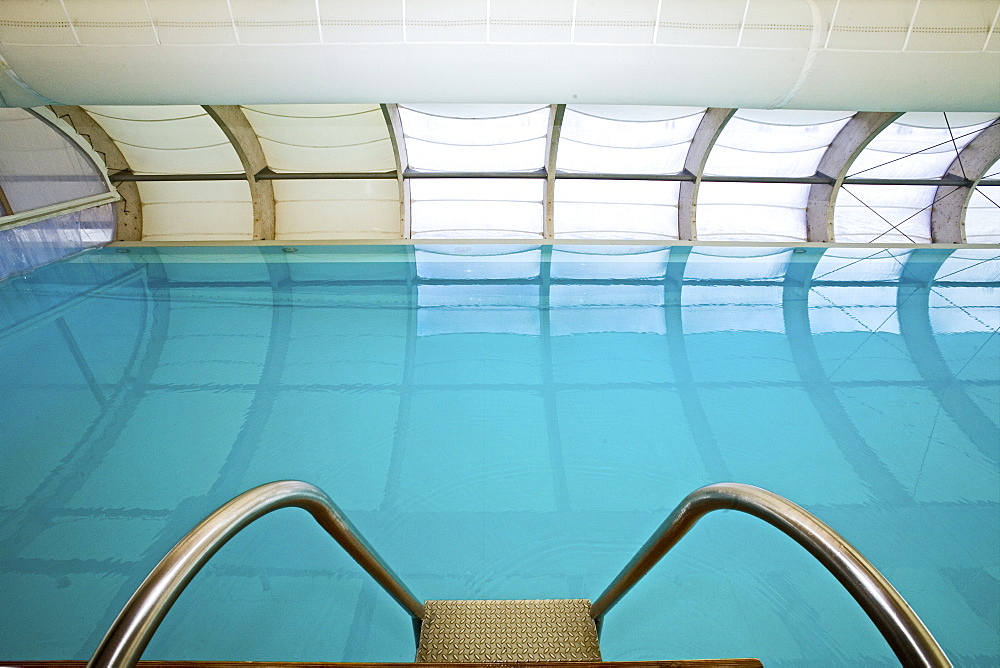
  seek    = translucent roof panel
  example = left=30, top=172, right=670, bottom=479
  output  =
left=82, top=106, right=243, bottom=174
left=965, top=185, right=999, bottom=244
left=410, top=179, right=544, bottom=239
left=400, top=105, right=549, bottom=173
left=137, top=181, right=252, bottom=241
left=0, top=108, right=107, bottom=213
left=695, top=183, right=810, bottom=242
left=557, top=106, right=704, bottom=175
left=272, top=180, right=401, bottom=240
left=848, top=112, right=999, bottom=179
left=834, top=185, right=934, bottom=244
left=554, top=179, right=679, bottom=240
left=242, top=105, right=395, bottom=173
left=704, top=110, right=853, bottom=177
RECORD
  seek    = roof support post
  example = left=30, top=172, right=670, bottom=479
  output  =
left=51, top=105, right=143, bottom=241
left=930, top=120, right=1000, bottom=243
left=381, top=104, right=410, bottom=239
left=544, top=104, right=566, bottom=239
left=678, top=108, right=734, bottom=241
left=806, top=112, right=902, bottom=242
left=203, top=105, right=275, bottom=241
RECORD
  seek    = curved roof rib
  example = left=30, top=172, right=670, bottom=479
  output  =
left=544, top=104, right=566, bottom=240
left=203, top=105, right=275, bottom=241
left=805, top=112, right=902, bottom=242
left=50, top=104, right=142, bottom=241
left=930, top=120, right=1000, bottom=243
left=380, top=103, right=409, bottom=238
left=678, top=108, right=734, bottom=241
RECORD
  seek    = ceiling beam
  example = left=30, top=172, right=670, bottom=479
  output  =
left=51, top=105, right=143, bottom=241
left=930, top=120, right=1000, bottom=243
left=544, top=104, right=566, bottom=239
left=381, top=104, right=410, bottom=239
left=678, top=108, right=735, bottom=241
left=805, top=112, right=902, bottom=242
left=203, top=105, right=276, bottom=241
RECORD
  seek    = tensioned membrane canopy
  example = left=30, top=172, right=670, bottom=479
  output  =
left=8, top=103, right=993, bottom=245
left=0, top=0, right=998, bottom=110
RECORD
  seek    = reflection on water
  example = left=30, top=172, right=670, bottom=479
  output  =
left=0, top=245, right=997, bottom=665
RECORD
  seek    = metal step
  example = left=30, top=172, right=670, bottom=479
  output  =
left=416, top=599, right=602, bottom=663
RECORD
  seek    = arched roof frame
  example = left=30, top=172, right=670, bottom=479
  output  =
left=544, top=104, right=566, bottom=240
left=51, top=105, right=142, bottom=241
left=806, top=112, right=903, bottom=243
left=203, top=105, right=275, bottom=241
left=930, top=120, right=1000, bottom=243
left=678, top=108, right=735, bottom=241
left=380, top=103, right=410, bottom=239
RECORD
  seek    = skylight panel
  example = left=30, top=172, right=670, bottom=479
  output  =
left=965, top=186, right=1000, bottom=244
left=833, top=185, right=934, bottom=244
left=704, top=110, right=853, bottom=177
left=554, top=179, right=679, bottom=239
left=695, top=183, right=810, bottom=242
left=399, top=105, right=549, bottom=172
left=409, top=179, right=544, bottom=238
left=848, top=113, right=999, bottom=180
left=82, top=105, right=242, bottom=174
left=557, top=106, right=704, bottom=174
left=242, top=105, right=395, bottom=173
left=272, top=180, right=400, bottom=239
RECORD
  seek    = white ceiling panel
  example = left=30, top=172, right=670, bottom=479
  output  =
left=145, top=0, right=238, bottom=44
left=230, top=0, right=321, bottom=44
left=573, top=0, right=658, bottom=44
left=489, top=0, right=574, bottom=42
left=318, top=0, right=403, bottom=42
left=62, top=0, right=158, bottom=46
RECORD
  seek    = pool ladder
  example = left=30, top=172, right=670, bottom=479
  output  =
left=86, top=481, right=951, bottom=668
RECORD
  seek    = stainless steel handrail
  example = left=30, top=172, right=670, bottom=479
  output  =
left=590, top=483, right=951, bottom=668
left=88, top=480, right=424, bottom=668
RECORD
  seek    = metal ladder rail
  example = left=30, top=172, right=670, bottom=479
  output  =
left=590, top=482, right=951, bottom=668
left=87, top=480, right=424, bottom=668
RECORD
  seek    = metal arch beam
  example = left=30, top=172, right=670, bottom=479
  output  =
left=930, top=120, right=1000, bottom=243
left=806, top=112, right=902, bottom=242
left=51, top=105, right=143, bottom=241
left=381, top=104, right=410, bottom=239
left=203, top=105, right=275, bottom=241
left=678, top=108, right=734, bottom=241
left=544, top=104, right=566, bottom=239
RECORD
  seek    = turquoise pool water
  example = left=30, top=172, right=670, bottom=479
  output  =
left=0, top=244, right=996, bottom=666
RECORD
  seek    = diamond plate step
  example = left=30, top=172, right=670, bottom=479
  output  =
left=416, top=599, right=602, bottom=663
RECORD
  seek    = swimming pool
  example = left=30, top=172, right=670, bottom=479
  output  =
left=0, top=244, right=996, bottom=666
